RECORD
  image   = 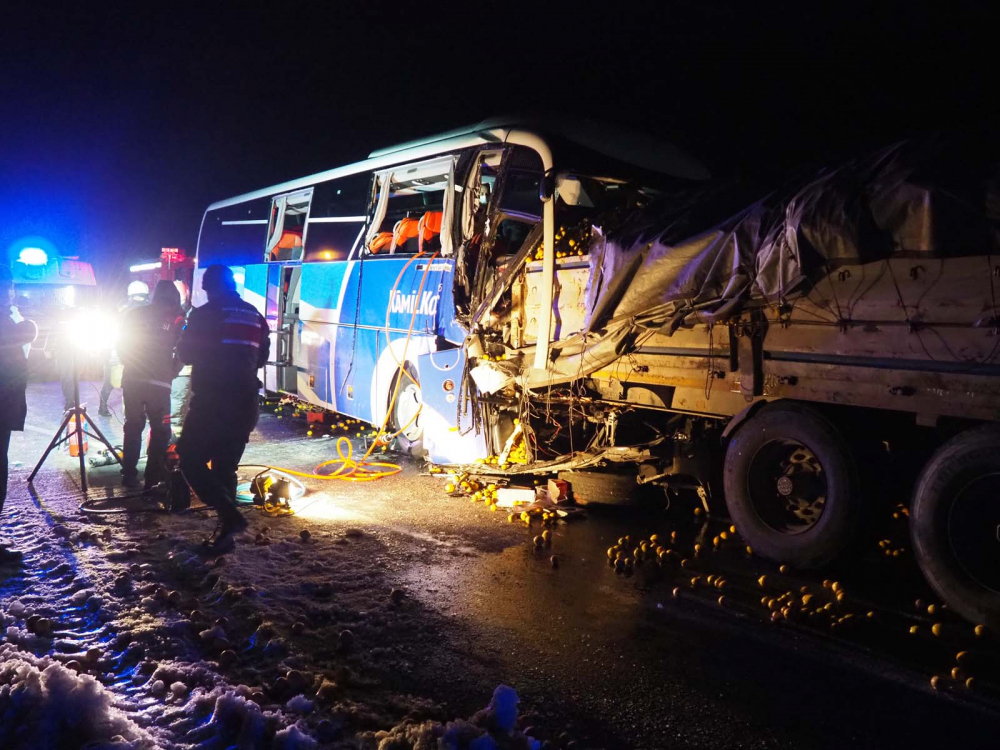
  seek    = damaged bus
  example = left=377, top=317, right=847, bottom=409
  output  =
left=196, top=118, right=1000, bottom=628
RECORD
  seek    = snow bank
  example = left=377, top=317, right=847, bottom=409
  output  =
left=365, top=685, right=540, bottom=750
left=0, top=643, right=159, bottom=750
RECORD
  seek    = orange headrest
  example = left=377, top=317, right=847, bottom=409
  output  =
left=276, top=229, right=302, bottom=249
left=392, top=217, right=420, bottom=252
left=418, top=211, right=443, bottom=240
left=369, top=232, right=393, bottom=254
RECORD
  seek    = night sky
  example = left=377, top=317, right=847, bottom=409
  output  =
left=0, top=3, right=994, bottom=293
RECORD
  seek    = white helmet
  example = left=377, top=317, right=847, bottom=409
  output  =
left=127, top=280, right=150, bottom=298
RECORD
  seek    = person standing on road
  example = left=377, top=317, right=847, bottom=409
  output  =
left=99, top=281, right=151, bottom=416
left=176, top=265, right=269, bottom=552
left=1, top=264, right=37, bottom=563
left=117, top=280, right=185, bottom=491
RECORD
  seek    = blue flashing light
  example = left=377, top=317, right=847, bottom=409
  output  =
left=17, top=247, right=48, bottom=266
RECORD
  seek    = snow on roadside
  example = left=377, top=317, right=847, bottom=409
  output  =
left=2, top=457, right=555, bottom=750
left=0, top=645, right=158, bottom=749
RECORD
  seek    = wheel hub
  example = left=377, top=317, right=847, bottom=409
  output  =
left=395, top=382, right=423, bottom=443
left=747, top=439, right=827, bottom=535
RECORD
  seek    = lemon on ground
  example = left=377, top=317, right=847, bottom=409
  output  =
left=758, top=575, right=768, bottom=588
left=931, top=623, right=943, bottom=637
left=909, top=625, right=919, bottom=635
left=974, top=624, right=986, bottom=638
left=444, top=483, right=455, bottom=493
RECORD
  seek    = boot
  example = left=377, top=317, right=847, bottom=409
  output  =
left=205, top=507, right=248, bottom=553
left=98, top=401, right=111, bottom=417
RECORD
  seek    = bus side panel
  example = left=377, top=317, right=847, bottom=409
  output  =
left=298, top=262, right=352, bottom=410
left=242, top=264, right=269, bottom=316
left=295, top=320, right=333, bottom=408
left=357, top=257, right=448, bottom=428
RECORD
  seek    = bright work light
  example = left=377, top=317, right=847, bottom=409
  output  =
left=67, top=309, right=119, bottom=352
left=17, top=247, right=48, bottom=266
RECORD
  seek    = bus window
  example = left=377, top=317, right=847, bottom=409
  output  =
left=304, top=172, right=372, bottom=262
left=366, top=160, right=452, bottom=256
left=266, top=188, right=313, bottom=262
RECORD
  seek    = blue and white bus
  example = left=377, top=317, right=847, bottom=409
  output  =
left=194, top=117, right=709, bottom=465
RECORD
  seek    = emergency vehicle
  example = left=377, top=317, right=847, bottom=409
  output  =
left=10, top=247, right=98, bottom=373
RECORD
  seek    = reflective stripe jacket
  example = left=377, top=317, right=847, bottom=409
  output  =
left=177, top=291, right=269, bottom=395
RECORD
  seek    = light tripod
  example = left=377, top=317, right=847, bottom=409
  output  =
left=28, top=349, right=122, bottom=495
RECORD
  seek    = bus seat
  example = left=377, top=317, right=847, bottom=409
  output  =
left=390, top=217, right=420, bottom=254
left=418, top=210, right=443, bottom=253
left=270, top=229, right=304, bottom=260
left=370, top=232, right=394, bottom=254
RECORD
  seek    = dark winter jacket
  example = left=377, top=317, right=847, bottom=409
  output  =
left=177, top=291, right=269, bottom=395
left=118, top=303, right=186, bottom=388
left=0, top=308, right=37, bottom=431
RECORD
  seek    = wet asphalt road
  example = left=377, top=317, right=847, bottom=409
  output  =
left=7, top=381, right=1000, bottom=749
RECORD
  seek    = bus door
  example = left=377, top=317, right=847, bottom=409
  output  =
left=261, top=188, right=312, bottom=392
left=274, top=264, right=301, bottom=393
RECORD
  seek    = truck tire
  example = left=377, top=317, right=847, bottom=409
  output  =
left=723, top=402, right=861, bottom=568
left=911, top=425, right=1000, bottom=628
left=558, top=470, right=638, bottom=506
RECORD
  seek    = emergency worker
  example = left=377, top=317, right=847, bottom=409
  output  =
left=176, top=265, right=269, bottom=552
left=99, top=281, right=150, bottom=416
left=118, top=281, right=185, bottom=490
left=1, top=264, right=37, bottom=563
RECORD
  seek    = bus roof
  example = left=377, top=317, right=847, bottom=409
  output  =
left=206, top=117, right=708, bottom=212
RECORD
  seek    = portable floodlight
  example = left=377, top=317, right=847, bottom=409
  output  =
left=66, top=309, right=119, bottom=352
left=28, top=308, right=123, bottom=494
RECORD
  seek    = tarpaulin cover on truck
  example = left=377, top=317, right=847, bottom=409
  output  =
left=526, top=134, right=1000, bottom=387
left=584, top=134, right=1000, bottom=335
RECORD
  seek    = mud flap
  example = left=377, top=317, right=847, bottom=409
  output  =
left=415, top=348, right=488, bottom=464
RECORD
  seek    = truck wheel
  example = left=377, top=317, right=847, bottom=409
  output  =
left=390, top=367, right=426, bottom=459
left=724, top=402, right=861, bottom=568
left=558, top=470, right=638, bottom=506
left=911, top=425, right=1000, bottom=628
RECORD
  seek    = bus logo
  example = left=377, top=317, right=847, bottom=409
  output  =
left=389, top=290, right=439, bottom=316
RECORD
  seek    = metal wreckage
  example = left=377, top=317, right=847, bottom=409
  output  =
left=197, top=118, right=1000, bottom=626
left=453, top=131, right=1000, bottom=627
